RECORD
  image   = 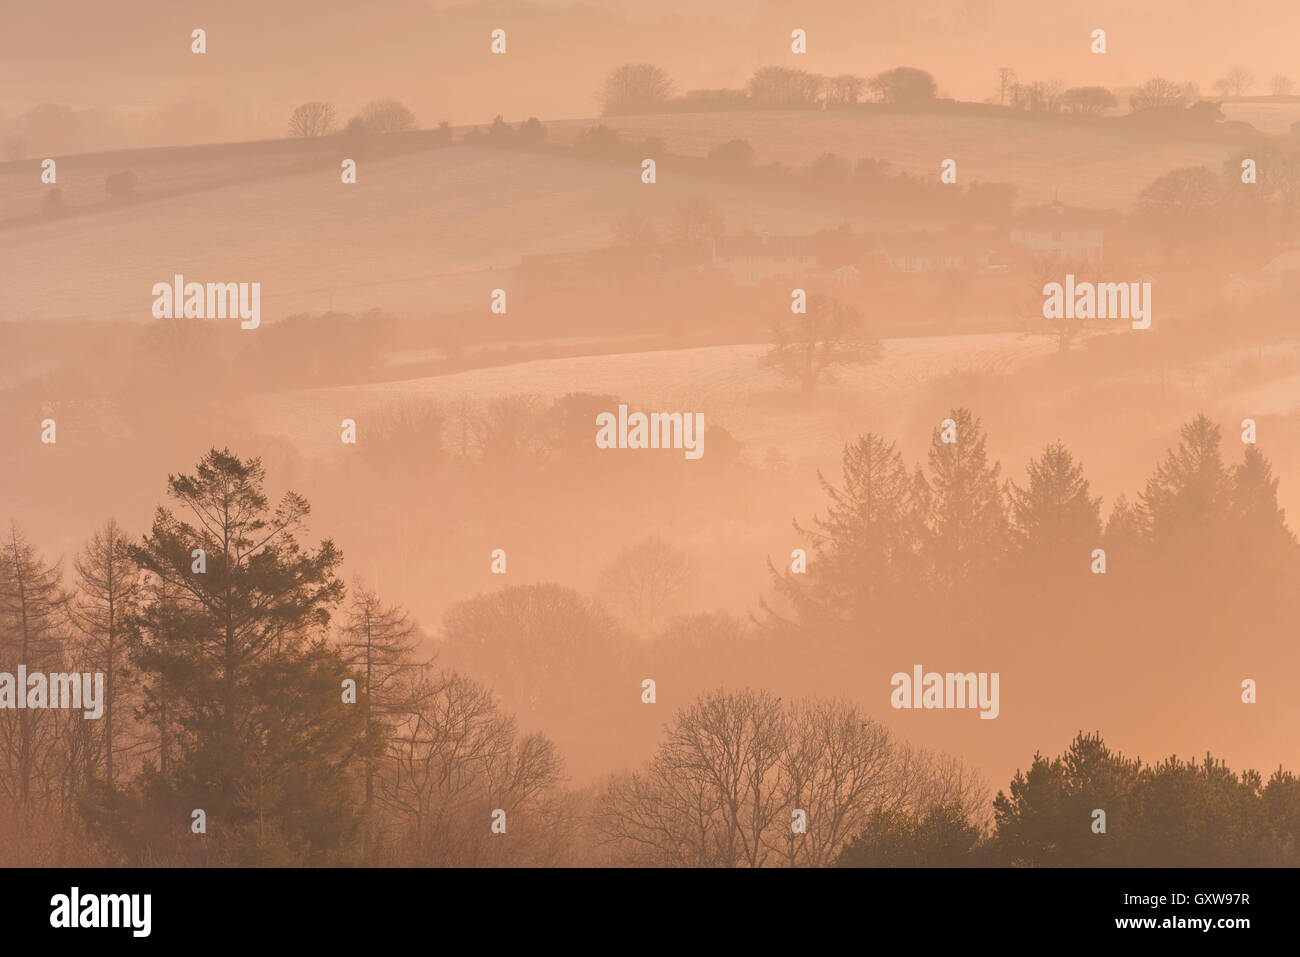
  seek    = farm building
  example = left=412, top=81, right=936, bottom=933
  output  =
left=1010, top=201, right=1105, bottom=262
left=711, top=234, right=819, bottom=284
left=874, top=229, right=1000, bottom=273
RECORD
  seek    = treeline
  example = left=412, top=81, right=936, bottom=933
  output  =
left=599, top=63, right=944, bottom=114
left=5, top=403, right=1300, bottom=865
left=595, top=61, right=1281, bottom=133
left=449, top=113, right=1015, bottom=221
left=765, top=408, right=1298, bottom=654
left=1135, top=145, right=1300, bottom=258
left=840, top=731, right=1300, bottom=866
left=0, top=446, right=971, bottom=866
left=0, top=452, right=569, bottom=865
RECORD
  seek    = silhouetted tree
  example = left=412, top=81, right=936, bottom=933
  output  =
left=72, top=519, right=139, bottom=788
left=359, top=99, right=416, bottom=134
left=120, top=449, right=355, bottom=863
left=1129, top=76, right=1189, bottom=112
left=914, top=409, right=1007, bottom=594
left=339, top=583, right=417, bottom=862
left=867, top=67, right=938, bottom=106
left=595, top=538, right=694, bottom=631
left=766, top=433, right=917, bottom=637
left=838, top=801, right=982, bottom=866
left=0, top=525, right=68, bottom=809
left=599, top=63, right=675, bottom=115
left=749, top=66, right=824, bottom=108
left=1213, top=67, right=1255, bottom=98
left=760, top=294, right=880, bottom=394
left=287, top=102, right=336, bottom=137
left=1059, top=86, right=1117, bottom=115
left=1008, top=442, right=1102, bottom=581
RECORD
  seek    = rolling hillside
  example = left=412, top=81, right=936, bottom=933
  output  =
left=549, top=110, right=1251, bottom=208
left=0, top=143, right=906, bottom=323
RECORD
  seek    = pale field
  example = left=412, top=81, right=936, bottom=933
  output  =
left=1221, top=101, right=1300, bottom=134
left=0, top=146, right=896, bottom=324
left=258, top=330, right=1300, bottom=528
left=263, top=332, right=1066, bottom=460
left=0, top=142, right=316, bottom=221
left=548, top=111, right=1247, bottom=208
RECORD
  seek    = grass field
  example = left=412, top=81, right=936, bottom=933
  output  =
left=262, top=332, right=1066, bottom=460
left=0, top=145, right=894, bottom=323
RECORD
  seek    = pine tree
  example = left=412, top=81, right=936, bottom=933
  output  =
left=1139, top=414, right=1232, bottom=561
left=766, top=433, right=918, bottom=636
left=914, top=409, right=1007, bottom=593
left=120, top=449, right=356, bottom=861
left=1230, top=445, right=1298, bottom=565
left=1008, top=441, right=1102, bottom=581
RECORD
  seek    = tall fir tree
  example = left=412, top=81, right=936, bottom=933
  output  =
left=914, top=408, right=1007, bottom=595
left=1008, top=442, right=1102, bottom=582
left=117, top=449, right=360, bottom=863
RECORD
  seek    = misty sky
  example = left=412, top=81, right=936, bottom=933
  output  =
left=2, top=0, right=1295, bottom=139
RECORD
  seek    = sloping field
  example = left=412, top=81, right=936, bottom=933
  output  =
left=1221, top=101, right=1300, bottom=133
left=548, top=111, right=1246, bottom=208
left=262, top=332, right=1062, bottom=460
left=0, top=146, right=886, bottom=323
left=0, top=139, right=320, bottom=222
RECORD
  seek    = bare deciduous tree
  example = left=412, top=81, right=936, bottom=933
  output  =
left=1213, top=67, right=1255, bottom=98
left=670, top=193, right=724, bottom=245
left=288, top=101, right=337, bottom=137
left=599, top=63, right=675, bottom=115
left=1129, top=76, right=1189, bottom=112
left=358, top=99, right=416, bottom=134
left=377, top=667, right=567, bottom=864
left=749, top=66, right=825, bottom=108
left=339, top=582, right=417, bottom=862
left=596, top=537, right=695, bottom=630
left=596, top=689, right=986, bottom=866
left=72, top=519, right=139, bottom=788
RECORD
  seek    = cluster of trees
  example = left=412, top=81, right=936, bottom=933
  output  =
left=571, top=124, right=1016, bottom=221
left=5, top=412, right=1300, bottom=865
left=0, top=450, right=568, bottom=865
left=287, top=99, right=418, bottom=138
left=462, top=114, right=546, bottom=148
left=840, top=732, right=1300, bottom=866
left=997, top=66, right=1299, bottom=116
left=600, top=61, right=1297, bottom=121
left=768, top=409, right=1297, bottom=645
left=995, top=69, right=1220, bottom=124
left=1135, top=145, right=1300, bottom=256
left=995, top=70, right=1118, bottom=115
left=596, top=690, right=984, bottom=866
left=599, top=63, right=940, bottom=115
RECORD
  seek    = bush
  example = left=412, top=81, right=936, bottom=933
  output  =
left=105, top=170, right=137, bottom=202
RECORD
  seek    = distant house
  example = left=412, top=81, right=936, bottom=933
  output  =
left=874, top=230, right=998, bottom=273
left=1010, top=201, right=1105, bottom=262
left=711, top=234, right=818, bottom=284
left=1224, top=246, right=1300, bottom=303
